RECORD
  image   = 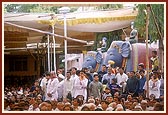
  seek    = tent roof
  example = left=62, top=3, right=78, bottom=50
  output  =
left=4, top=8, right=137, bottom=54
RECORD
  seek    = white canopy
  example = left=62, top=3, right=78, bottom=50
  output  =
left=4, top=7, right=137, bottom=53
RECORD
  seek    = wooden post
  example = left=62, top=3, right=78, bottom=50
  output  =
left=146, top=4, right=150, bottom=98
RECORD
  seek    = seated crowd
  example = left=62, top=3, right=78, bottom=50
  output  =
left=4, top=63, right=164, bottom=111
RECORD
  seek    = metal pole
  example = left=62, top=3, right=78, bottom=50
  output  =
left=146, top=4, right=150, bottom=98
left=64, top=14, right=68, bottom=77
left=52, top=25, right=56, bottom=73
left=5, top=22, right=88, bottom=44
left=50, top=41, right=53, bottom=71
left=47, top=35, right=50, bottom=72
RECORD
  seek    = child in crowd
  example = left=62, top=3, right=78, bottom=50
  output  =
left=102, top=79, right=108, bottom=92
left=109, top=78, right=121, bottom=96
left=102, top=87, right=112, bottom=100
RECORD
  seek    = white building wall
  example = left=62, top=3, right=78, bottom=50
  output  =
left=66, top=53, right=84, bottom=70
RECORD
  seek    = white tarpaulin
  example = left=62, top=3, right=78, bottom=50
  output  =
left=4, top=8, right=137, bottom=33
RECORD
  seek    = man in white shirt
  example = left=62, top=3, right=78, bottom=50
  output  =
left=57, top=74, right=65, bottom=101
left=102, top=66, right=115, bottom=84
left=63, top=71, right=73, bottom=100
left=70, top=67, right=78, bottom=80
left=115, top=67, right=128, bottom=93
left=148, top=71, right=160, bottom=99
left=46, top=71, right=59, bottom=101
left=40, top=72, right=50, bottom=101
left=73, top=70, right=88, bottom=102
left=70, top=67, right=79, bottom=98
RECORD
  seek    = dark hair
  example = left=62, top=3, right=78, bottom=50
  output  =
left=101, top=100, right=109, bottom=105
left=119, top=67, right=124, bottom=70
left=102, top=79, right=108, bottom=84
left=76, top=70, right=81, bottom=76
left=71, top=67, right=77, bottom=71
left=85, top=73, right=91, bottom=77
left=95, top=108, right=103, bottom=111
left=66, top=71, right=71, bottom=75
left=138, top=64, right=144, bottom=69
left=74, top=95, right=84, bottom=106
left=81, top=106, right=90, bottom=111
left=63, top=105, right=73, bottom=111
left=130, top=71, right=135, bottom=74
left=132, top=97, right=139, bottom=103
left=153, top=71, right=159, bottom=75
left=102, top=64, right=107, bottom=67
left=45, top=71, right=50, bottom=76
left=93, top=74, right=99, bottom=77
left=139, top=69, right=145, bottom=73
left=152, top=51, right=157, bottom=55
left=82, top=67, right=88, bottom=71
left=112, top=78, right=117, bottom=83
left=80, top=70, right=86, bottom=74
left=44, top=100, right=52, bottom=104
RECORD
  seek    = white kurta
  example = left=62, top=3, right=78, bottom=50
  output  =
left=57, top=80, right=64, bottom=99
left=71, top=74, right=78, bottom=80
left=73, top=77, right=88, bottom=101
left=40, top=77, right=48, bottom=99
left=149, top=79, right=160, bottom=98
left=115, top=73, right=128, bottom=87
left=45, top=78, right=59, bottom=101
left=63, top=78, right=73, bottom=98
left=71, top=74, right=79, bottom=98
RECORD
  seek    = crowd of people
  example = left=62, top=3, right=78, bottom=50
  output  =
left=4, top=51, right=164, bottom=111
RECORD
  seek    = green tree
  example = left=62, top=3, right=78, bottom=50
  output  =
left=5, top=4, right=20, bottom=12
left=135, top=4, right=164, bottom=42
left=4, top=4, right=78, bottom=13
left=134, top=4, right=164, bottom=72
left=96, top=4, right=123, bottom=10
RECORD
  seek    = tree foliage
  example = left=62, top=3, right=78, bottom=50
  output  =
left=134, top=4, right=164, bottom=42
left=4, top=4, right=78, bottom=13
left=93, top=30, right=122, bottom=51
left=96, top=4, right=123, bottom=10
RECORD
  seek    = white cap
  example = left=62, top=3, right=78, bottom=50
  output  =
left=93, top=72, right=98, bottom=75
left=58, top=74, right=65, bottom=79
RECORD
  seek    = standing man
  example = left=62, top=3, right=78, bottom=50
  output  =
left=150, top=51, right=159, bottom=71
left=63, top=71, right=73, bottom=101
left=89, top=74, right=103, bottom=99
left=57, top=74, right=65, bottom=102
left=148, top=71, right=160, bottom=99
left=98, top=65, right=107, bottom=82
left=73, top=70, right=88, bottom=102
left=40, top=72, right=50, bottom=101
left=138, top=70, right=146, bottom=97
left=70, top=67, right=79, bottom=98
left=70, top=67, right=78, bottom=80
left=137, top=63, right=147, bottom=76
left=46, top=71, right=59, bottom=101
